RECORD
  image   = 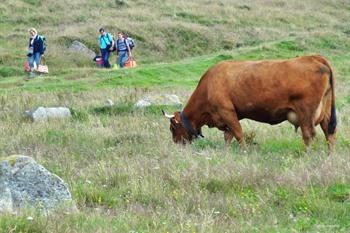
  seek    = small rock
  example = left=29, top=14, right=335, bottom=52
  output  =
left=135, top=99, right=152, bottom=108
left=135, top=94, right=182, bottom=108
left=25, top=107, right=71, bottom=122
left=105, top=99, right=114, bottom=107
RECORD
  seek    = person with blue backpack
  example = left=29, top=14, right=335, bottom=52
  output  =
left=115, top=31, right=132, bottom=68
left=27, top=28, right=45, bottom=71
left=98, top=28, right=114, bottom=68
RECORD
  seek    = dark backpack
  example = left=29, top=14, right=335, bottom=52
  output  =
left=40, top=36, right=47, bottom=52
left=114, top=38, right=132, bottom=52
left=127, top=38, right=135, bottom=50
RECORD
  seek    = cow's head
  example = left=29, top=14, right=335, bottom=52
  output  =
left=162, top=110, right=193, bottom=144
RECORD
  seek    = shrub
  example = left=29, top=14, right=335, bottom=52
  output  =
left=327, top=183, right=350, bottom=202
left=0, top=66, right=22, bottom=77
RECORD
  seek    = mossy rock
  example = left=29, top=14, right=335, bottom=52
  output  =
left=0, top=155, right=22, bottom=166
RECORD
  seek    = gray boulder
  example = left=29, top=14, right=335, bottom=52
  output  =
left=68, top=40, right=96, bottom=59
left=0, top=166, right=12, bottom=212
left=135, top=94, right=182, bottom=108
left=25, top=107, right=71, bottom=122
left=0, top=155, right=75, bottom=213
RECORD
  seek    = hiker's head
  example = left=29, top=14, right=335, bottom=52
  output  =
left=117, top=32, right=124, bottom=39
left=99, top=28, right=105, bottom=35
left=124, top=33, right=129, bottom=38
left=28, top=28, right=37, bottom=37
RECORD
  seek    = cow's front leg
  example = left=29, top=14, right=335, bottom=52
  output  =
left=224, top=129, right=246, bottom=149
left=220, top=109, right=246, bottom=149
left=224, top=130, right=234, bottom=146
left=224, top=130, right=246, bottom=152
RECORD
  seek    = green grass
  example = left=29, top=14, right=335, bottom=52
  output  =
left=2, top=34, right=350, bottom=94
left=1, top=0, right=350, bottom=232
left=0, top=54, right=234, bottom=92
left=0, top=53, right=349, bottom=233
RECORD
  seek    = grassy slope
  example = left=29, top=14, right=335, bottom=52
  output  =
left=1, top=0, right=350, bottom=73
left=0, top=0, right=350, bottom=232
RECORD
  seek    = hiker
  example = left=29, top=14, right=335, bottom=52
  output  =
left=27, top=28, right=45, bottom=71
left=123, top=33, right=135, bottom=51
left=115, top=32, right=132, bottom=68
left=98, top=28, right=114, bottom=68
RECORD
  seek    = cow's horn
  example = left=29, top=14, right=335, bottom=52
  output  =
left=162, top=110, right=174, bottom=118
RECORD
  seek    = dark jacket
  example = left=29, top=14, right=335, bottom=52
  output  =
left=28, top=35, right=44, bottom=55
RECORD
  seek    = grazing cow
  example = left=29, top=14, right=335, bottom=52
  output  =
left=163, top=55, right=337, bottom=154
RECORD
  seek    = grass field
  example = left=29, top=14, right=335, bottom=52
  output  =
left=0, top=0, right=350, bottom=232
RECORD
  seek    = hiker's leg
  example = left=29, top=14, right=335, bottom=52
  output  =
left=34, top=53, right=41, bottom=68
left=122, top=52, right=129, bottom=67
left=118, top=51, right=126, bottom=68
left=101, top=49, right=110, bottom=68
left=118, top=51, right=123, bottom=68
left=105, top=50, right=111, bottom=68
left=28, top=55, right=35, bottom=69
left=100, top=49, right=105, bottom=66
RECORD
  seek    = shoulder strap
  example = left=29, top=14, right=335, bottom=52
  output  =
left=35, top=35, right=43, bottom=44
left=124, top=39, right=130, bottom=52
left=106, top=33, right=112, bottom=43
left=100, top=35, right=110, bottom=45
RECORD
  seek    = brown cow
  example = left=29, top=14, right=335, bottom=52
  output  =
left=163, top=55, right=337, bottom=154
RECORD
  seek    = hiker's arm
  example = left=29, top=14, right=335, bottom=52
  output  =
left=108, top=34, right=114, bottom=51
left=111, top=40, right=115, bottom=51
left=127, top=44, right=132, bottom=57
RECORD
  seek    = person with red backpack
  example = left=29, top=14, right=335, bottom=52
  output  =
left=115, top=32, right=132, bottom=68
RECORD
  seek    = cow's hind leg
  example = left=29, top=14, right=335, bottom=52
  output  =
left=319, top=96, right=337, bottom=155
left=320, top=118, right=336, bottom=155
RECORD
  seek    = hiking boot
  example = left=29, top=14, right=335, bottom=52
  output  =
left=29, top=71, right=37, bottom=79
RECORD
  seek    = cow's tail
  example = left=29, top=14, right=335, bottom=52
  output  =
left=316, top=55, right=337, bottom=135
left=328, top=65, right=337, bottom=135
